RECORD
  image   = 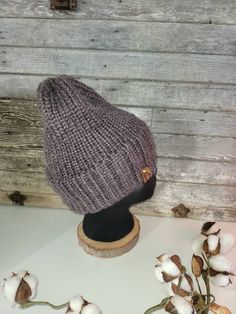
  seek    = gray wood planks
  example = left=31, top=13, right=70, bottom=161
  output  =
left=0, top=179, right=235, bottom=221
left=1, top=133, right=235, bottom=161
left=0, top=0, right=235, bottom=220
left=152, top=108, right=236, bottom=137
left=0, top=168, right=235, bottom=209
left=1, top=99, right=235, bottom=161
left=2, top=99, right=236, bottom=139
left=1, top=0, right=236, bottom=24
left=158, top=158, right=236, bottom=185
left=1, top=76, right=236, bottom=112
left=0, top=188, right=234, bottom=222
left=155, top=134, right=236, bottom=162
left=1, top=47, right=236, bottom=84
left=1, top=18, right=236, bottom=55
left=1, top=153, right=235, bottom=185
left=1, top=98, right=235, bottom=199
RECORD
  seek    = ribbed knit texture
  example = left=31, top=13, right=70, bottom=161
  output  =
left=37, top=75, right=157, bottom=214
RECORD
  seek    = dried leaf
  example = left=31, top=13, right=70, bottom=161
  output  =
left=15, top=279, right=32, bottom=304
left=192, top=255, right=204, bottom=277
left=210, top=268, right=220, bottom=276
left=156, top=254, right=169, bottom=265
left=201, top=222, right=221, bottom=236
left=82, top=298, right=89, bottom=306
left=202, top=222, right=215, bottom=234
left=184, top=273, right=193, bottom=291
left=209, top=303, right=232, bottom=314
left=171, top=283, right=191, bottom=297
left=165, top=300, right=177, bottom=314
left=66, top=305, right=72, bottom=313
left=170, top=255, right=182, bottom=270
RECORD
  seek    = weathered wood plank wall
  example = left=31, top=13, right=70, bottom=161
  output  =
left=1, top=19, right=236, bottom=55
left=0, top=0, right=235, bottom=221
left=1, top=0, right=236, bottom=24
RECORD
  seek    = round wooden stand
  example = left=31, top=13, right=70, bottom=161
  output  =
left=77, top=215, right=140, bottom=258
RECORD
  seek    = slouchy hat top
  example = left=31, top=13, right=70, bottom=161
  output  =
left=37, top=75, right=157, bottom=214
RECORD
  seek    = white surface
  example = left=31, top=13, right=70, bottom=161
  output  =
left=0, top=205, right=235, bottom=314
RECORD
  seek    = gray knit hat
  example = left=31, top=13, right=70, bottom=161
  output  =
left=37, top=75, right=157, bottom=214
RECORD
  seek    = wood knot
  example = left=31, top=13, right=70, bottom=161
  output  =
left=171, top=203, right=190, bottom=218
left=8, top=191, right=27, bottom=206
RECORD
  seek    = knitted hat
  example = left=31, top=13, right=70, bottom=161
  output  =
left=37, top=75, right=157, bottom=214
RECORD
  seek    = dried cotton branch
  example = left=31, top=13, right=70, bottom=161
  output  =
left=144, top=221, right=235, bottom=314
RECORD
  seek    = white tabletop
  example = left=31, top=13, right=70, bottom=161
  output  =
left=0, top=205, right=235, bottom=314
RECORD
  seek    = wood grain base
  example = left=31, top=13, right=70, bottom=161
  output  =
left=77, top=216, right=140, bottom=258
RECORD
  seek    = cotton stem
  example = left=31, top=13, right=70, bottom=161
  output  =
left=143, top=297, right=170, bottom=314
left=20, top=300, right=69, bottom=310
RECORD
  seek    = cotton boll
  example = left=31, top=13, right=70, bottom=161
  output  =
left=203, top=235, right=221, bottom=256
left=209, top=256, right=235, bottom=273
left=209, top=274, right=231, bottom=287
left=16, top=271, right=27, bottom=279
left=161, top=260, right=181, bottom=278
left=82, top=303, right=102, bottom=314
left=155, top=266, right=165, bottom=283
left=24, top=274, right=38, bottom=299
left=179, top=275, right=192, bottom=293
left=3, top=271, right=38, bottom=306
left=171, top=295, right=195, bottom=314
left=155, top=255, right=181, bottom=283
left=220, top=233, right=236, bottom=254
left=3, top=275, right=22, bottom=304
left=208, top=235, right=219, bottom=252
left=156, top=254, right=171, bottom=266
left=166, top=282, right=175, bottom=296
left=69, top=295, right=84, bottom=312
left=192, top=236, right=204, bottom=254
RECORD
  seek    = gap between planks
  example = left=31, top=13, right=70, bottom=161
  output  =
left=1, top=73, right=236, bottom=88
left=0, top=16, right=235, bottom=26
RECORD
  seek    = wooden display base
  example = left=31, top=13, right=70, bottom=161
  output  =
left=77, top=216, right=140, bottom=258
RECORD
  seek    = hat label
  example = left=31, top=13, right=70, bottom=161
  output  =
left=141, top=167, right=152, bottom=183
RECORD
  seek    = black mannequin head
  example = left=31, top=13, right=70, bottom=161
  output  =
left=83, top=175, right=157, bottom=242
